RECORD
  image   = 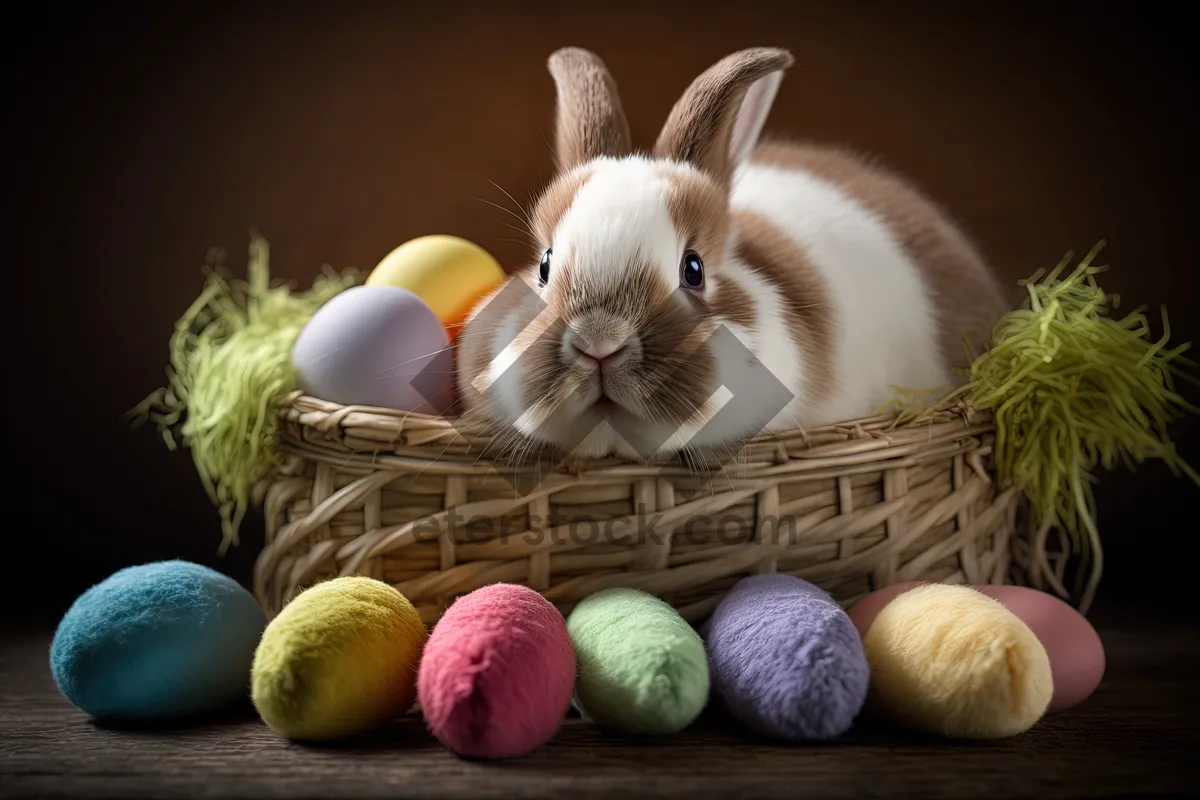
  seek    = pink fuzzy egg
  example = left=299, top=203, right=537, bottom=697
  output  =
left=417, top=583, right=576, bottom=758
left=848, top=582, right=1105, bottom=713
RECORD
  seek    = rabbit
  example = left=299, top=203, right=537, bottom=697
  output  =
left=454, top=47, right=1009, bottom=466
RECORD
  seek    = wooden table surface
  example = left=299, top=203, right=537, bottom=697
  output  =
left=2, top=600, right=1198, bottom=799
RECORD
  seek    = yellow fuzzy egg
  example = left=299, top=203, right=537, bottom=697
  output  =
left=251, top=577, right=428, bottom=741
left=862, top=583, right=1053, bottom=740
left=365, top=235, right=505, bottom=338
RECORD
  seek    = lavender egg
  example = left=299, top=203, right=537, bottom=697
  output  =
left=291, top=285, right=456, bottom=414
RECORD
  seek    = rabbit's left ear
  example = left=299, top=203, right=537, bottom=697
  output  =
left=654, top=48, right=794, bottom=185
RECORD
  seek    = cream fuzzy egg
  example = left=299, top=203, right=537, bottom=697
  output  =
left=861, top=583, right=1054, bottom=739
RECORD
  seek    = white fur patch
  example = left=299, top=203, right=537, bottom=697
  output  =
left=729, top=162, right=948, bottom=428
left=551, top=156, right=681, bottom=293
left=718, top=258, right=804, bottom=430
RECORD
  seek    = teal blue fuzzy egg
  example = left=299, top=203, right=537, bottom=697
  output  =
left=50, top=560, right=267, bottom=720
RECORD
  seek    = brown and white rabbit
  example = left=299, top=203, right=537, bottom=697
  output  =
left=455, top=47, right=1009, bottom=464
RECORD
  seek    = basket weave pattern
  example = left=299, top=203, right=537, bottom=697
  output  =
left=253, top=394, right=1024, bottom=624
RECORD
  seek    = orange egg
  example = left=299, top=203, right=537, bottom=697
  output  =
left=849, top=582, right=1105, bottom=713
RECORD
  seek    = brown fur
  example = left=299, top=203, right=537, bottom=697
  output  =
left=659, top=158, right=759, bottom=357
left=547, top=48, right=632, bottom=170
left=730, top=209, right=837, bottom=405
left=629, top=291, right=719, bottom=426
left=530, top=167, right=594, bottom=247
left=749, top=139, right=1010, bottom=368
left=654, top=48, right=794, bottom=186
left=556, top=252, right=674, bottom=325
left=709, top=274, right=757, bottom=329
left=526, top=166, right=593, bottom=322
left=663, top=166, right=729, bottom=268
left=530, top=166, right=595, bottom=275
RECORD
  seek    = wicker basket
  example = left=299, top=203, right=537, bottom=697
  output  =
left=253, top=392, right=1031, bottom=625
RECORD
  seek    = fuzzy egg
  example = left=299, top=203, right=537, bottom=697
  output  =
left=291, top=285, right=455, bottom=414
left=251, top=576, right=428, bottom=741
left=49, top=560, right=267, bottom=721
left=365, top=235, right=505, bottom=338
left=859, top=583, right=1054, bottom=739
left=417, top=583, right=576, bottom=759
left=849, top=581, right=1105, bottom=713
left=704, top=574, right=869, bottom=741
left=567, top=587, right=709, bottom=735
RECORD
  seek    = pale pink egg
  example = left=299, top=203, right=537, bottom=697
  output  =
left=849, top=582, right=1105, bottom=713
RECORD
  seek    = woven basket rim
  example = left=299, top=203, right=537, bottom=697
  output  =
left=273, top=390, right=992, bottom=469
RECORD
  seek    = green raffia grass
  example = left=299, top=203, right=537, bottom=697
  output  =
left=128, top=235, right=360, bottom=553
left=894, top=241, right=1200, bottom=611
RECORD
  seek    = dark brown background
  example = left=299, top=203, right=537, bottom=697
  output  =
left=6, top=1, right=1197, bottom=625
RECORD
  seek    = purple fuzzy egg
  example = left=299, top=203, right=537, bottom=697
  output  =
left=704, top=573, right=869, bottom=741
left=291, top=285, right=456, bottom=414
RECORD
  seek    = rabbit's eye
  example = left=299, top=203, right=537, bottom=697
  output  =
left=539, top=248, right=552, bottom=286
left=680, top=250, right=704, bottom=289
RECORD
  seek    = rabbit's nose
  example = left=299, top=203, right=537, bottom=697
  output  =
left=564, top=329, right=633, bottom=369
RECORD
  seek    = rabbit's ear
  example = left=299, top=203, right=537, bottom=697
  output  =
left=654, top=48, right=794, bottom=185
left=547, top=48, right=632, bottom=171
left=729, top=70, right=785, bottom=166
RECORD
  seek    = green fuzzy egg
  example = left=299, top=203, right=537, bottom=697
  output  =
left=566, top=587, right=709, bottom=735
